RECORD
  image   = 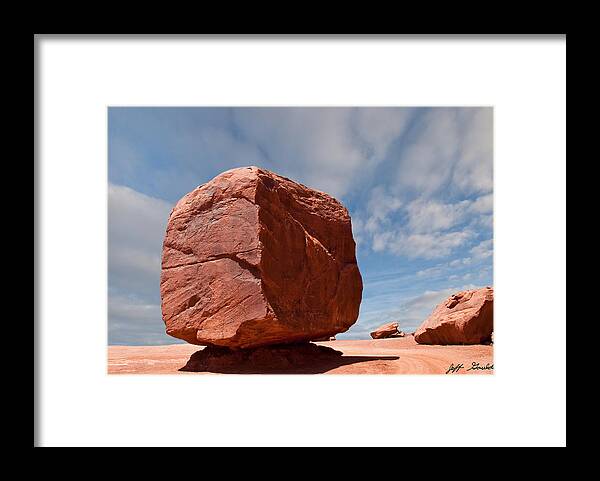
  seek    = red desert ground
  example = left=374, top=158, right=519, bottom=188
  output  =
left=108, top=167, right=493, bottom=375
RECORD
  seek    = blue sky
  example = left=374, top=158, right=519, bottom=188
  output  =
left=108, top=107, right=493, bottom=345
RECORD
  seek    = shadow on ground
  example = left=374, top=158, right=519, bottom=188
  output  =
left=179, top=343, right=399, bottom=374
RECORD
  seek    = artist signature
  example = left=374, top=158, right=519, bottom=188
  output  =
left=445, top=362, right=494, bottom=374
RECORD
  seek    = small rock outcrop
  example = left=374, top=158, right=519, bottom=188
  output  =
left=370, top=322, right=405, bottom=339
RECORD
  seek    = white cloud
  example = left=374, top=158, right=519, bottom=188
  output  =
left=355, top=170, right=493, bottom=259
left=416, top=265, right=445, bottom=278
left=109, top=136, right=145, bottom=183
left=470, top=238, right=494, bottom=259
left=109, top=295, right=161, bottom=323
left=351, top=216, right=366, bottom=248
left=452, top=108, right=493, bottom=194
left=400, top=288, right=458, bottom=313
left=393, top=108, right=493, bottom=198
left=394, top=109, right=461, bottom=195
left=358, top=186, right=476, bottom=259
left=233, top=108, right=360, bottom=197
left=472, top=214, right=493, bottom=230
left=233, top=108, right=414, bottom=198
left=108, top=184, right=174, bottom=343
left=470, top=193, right=493, bottom=214
left=363, top=186, right=403, bottom=234
left=384, top=230, right=474, bottom=259
left=449, top=257, right=472, bottom=267
left=108, top=183, right=173, bottom=253
left=414, top=255, right=487, bottom=282
left=176, top=126, right=264, bottom=172
left=354, top=107, right=413, bottom=161
left=108, top=294, right=181, bottom=345
left=405, top=199, right=471, bottom=234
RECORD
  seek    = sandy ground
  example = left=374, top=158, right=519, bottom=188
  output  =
left=108, top=337, right=493, bottom=375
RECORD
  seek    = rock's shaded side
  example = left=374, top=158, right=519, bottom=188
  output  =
left=414, top=287, right=493, bottom=345
left=370, top=322, right=404, bottom=339
left=160, top=166, right=363, bottom=349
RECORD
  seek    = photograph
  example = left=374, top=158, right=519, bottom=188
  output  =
left=107, top=107, right=494, bottom=375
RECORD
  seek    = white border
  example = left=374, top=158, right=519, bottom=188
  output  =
left=37, top=36, right=566, bottom=447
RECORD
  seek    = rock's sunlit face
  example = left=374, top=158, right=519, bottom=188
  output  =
left=160, top=166, right=362, bottom=349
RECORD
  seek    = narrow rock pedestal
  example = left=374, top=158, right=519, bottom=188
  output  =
left=180, top=343, right=345, bottom=374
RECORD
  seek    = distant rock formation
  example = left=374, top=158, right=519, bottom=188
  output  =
left=160, top=166, right=363, bottom=350
left=370, top=322, right=405, bottom=339
left=414, top=287, right=493, bottom=345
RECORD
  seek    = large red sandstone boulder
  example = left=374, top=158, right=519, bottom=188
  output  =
left=160, top=166, right=363, bottom=349
left=370, top=322, right=404, bottom=339
left=414, top=287, right=493, bottom=345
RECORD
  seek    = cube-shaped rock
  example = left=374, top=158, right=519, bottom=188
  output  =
left=160, top=167, right=363, bottom=349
